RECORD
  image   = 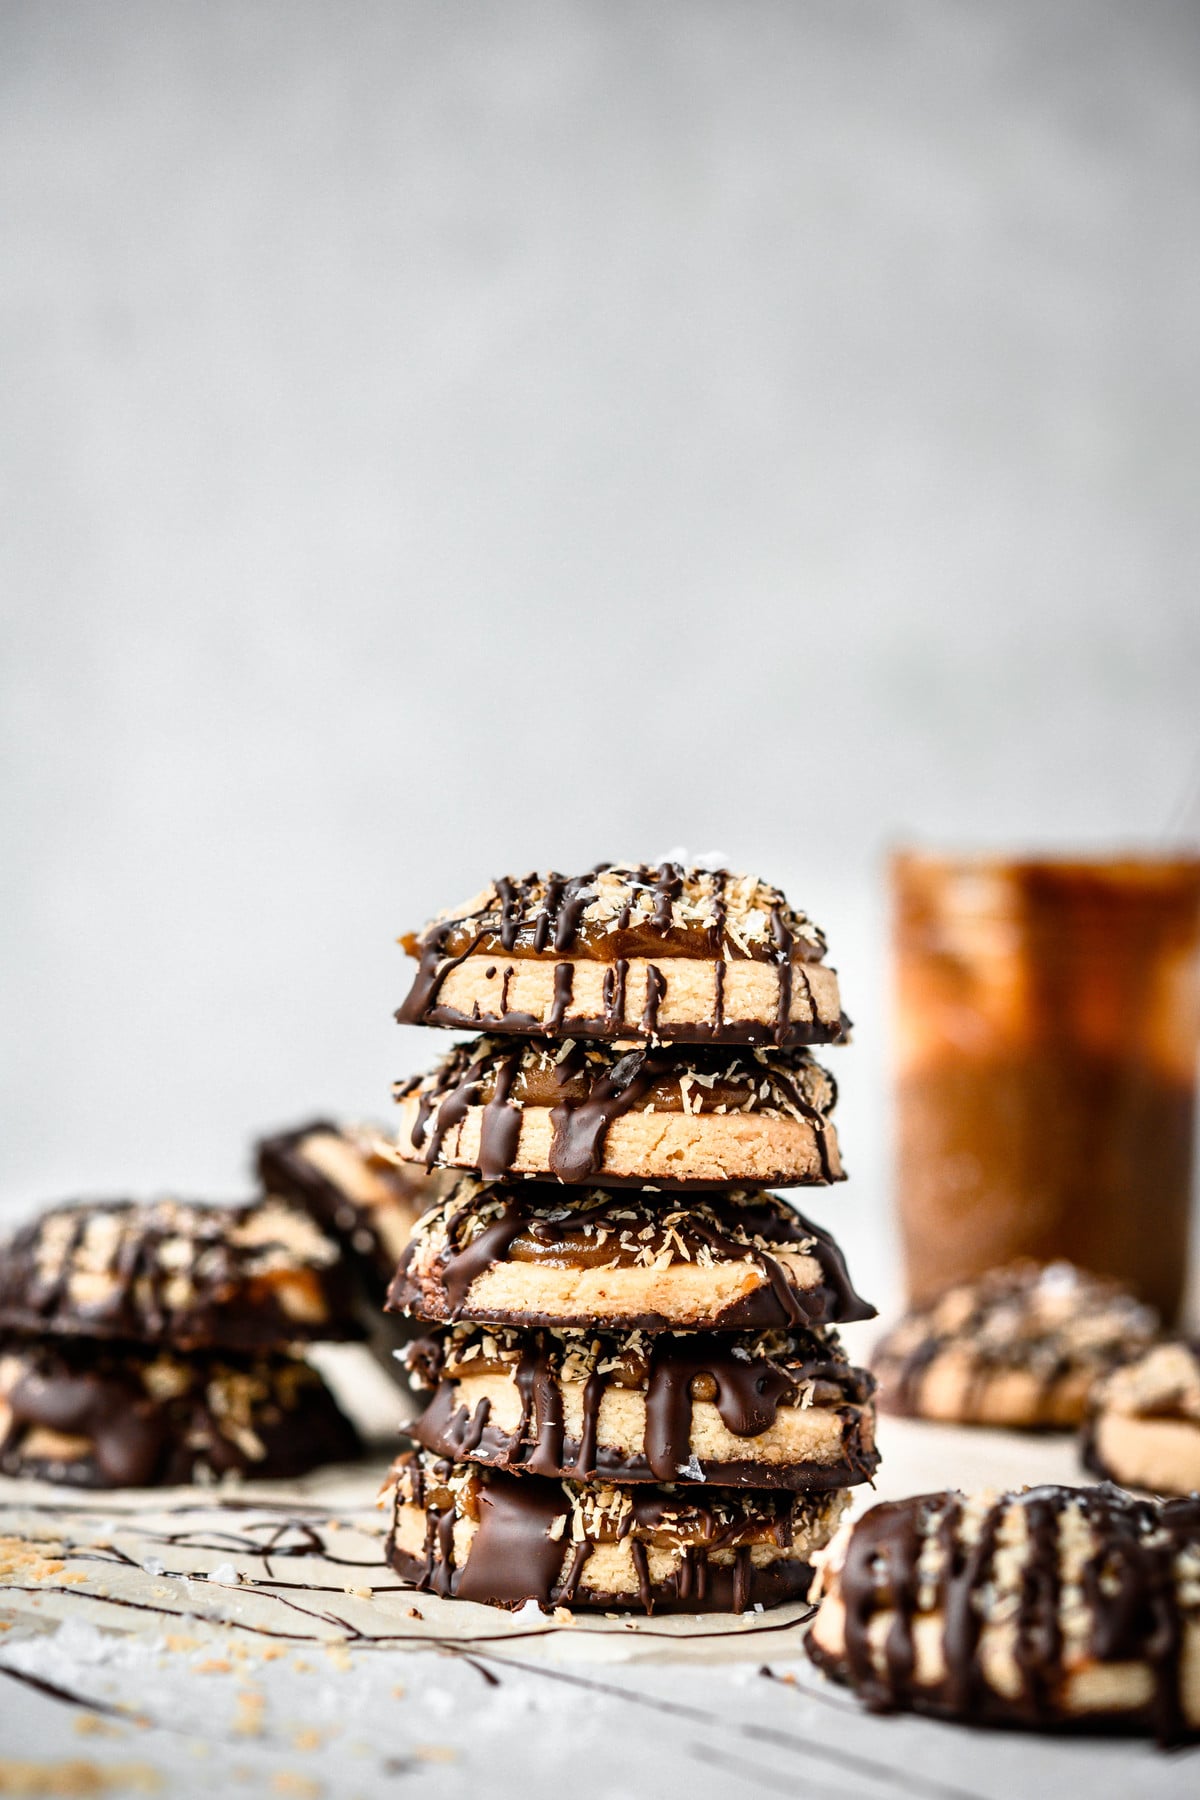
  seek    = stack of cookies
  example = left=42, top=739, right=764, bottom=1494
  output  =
left=380, top=862, right=878, bottom=1614
left=0, top=1197, right=362, bottom=1487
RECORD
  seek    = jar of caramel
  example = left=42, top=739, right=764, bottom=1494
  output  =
left=891, top=854, right=1200, bottom=1323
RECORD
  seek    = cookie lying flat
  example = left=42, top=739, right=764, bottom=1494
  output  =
left=0, top=1198, right=361, bottom=1351
left=383, top=1446, right=847, bottom=1614
left=0, top=1338, right=360, bottom=1487
left=871, top=1261, right=1158, bottom=1428
left=256, top=1118, right=443, bottom=1301
left=393, top=1036, right=842, bottom=1188
left=806, top=1485, right=1200, bottom=1742
left=1084, top=1340, right=1200, bottom=1496
left=387, top=1179, right=875, bottom=1333
left=396, top=863, right=847, bottom=1046
left=406, top=1321, right=877, bottom=1489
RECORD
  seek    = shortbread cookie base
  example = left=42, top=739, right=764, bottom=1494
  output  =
left=411, top=1373, right=875, bottom=1489
left=394, top=1094, right=841, bottom=1188
left=387, top=1533, right=815, bottom=1614
left=876, top=1352, right=1095, bottom=1429
left=423, top=1250, right=820, bottom=1331
left=408, top=952, right=845, bottom=1046
left=1085, top=1413, right=1200, bottom=1497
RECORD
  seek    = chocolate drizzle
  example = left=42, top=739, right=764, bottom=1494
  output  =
left=453, top=1471, right=570, bottom=1607
left=409, top=1323, right=878, bottom=1489
left=641, top=1336, right=800, bottom=1482
left=809, top=1485, right=1200, bottom=1745
left=435, top=1201, right=528, bottom=1320
left=395, top=862, right=846, bottom=1047
left=641, top=965, right=666, bottom=1038
left=546, top=1049, right=658, bottom=1183
left=478, top=1056, right=523, bottom=1182
left=387, top=1448, right=830, bottom=1615
left=547, top=962, right=575, bottom=1033
left=388, top=1181, right=874, bottom=1331
left=395, top=1036, right=841, bottom=1188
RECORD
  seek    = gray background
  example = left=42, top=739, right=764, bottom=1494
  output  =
left=3, top=0, right=1199, bottom=1310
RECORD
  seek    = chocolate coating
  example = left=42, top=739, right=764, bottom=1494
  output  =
left=407, top=1321, right=877, bottom=1489
left=385, top=1446, right=842, bottom=1614
left=0, top=1337, right=360, bottom=1487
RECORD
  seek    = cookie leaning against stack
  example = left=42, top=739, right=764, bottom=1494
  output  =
left=0, top=1197, right=362, bottom=1486
left=380, top=861, right=878, bottom=1614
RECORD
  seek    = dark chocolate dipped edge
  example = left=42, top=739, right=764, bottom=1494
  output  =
left=406, top=1323, right=877, bottom=1487
left=805, top=1486, right=1200, bottom=1746
left=386, top=1452, right=826, bottom=1616
left=386, top=1184, right=875, bottom=1333
left=1077, top=1411, right=1200, bottom=1494
left=0, top=1198, right=365, bottom=1352
left=0, top=1340, right=361, bottom=1488
left=395, top=1037, right=841, bottom=1187
left=387, top=1538, right=814, bottom=1615
left=397, top=862, right=846, bottom=1049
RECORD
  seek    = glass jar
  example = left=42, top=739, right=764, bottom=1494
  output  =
left=891, top=853, right=1200, bottom=1323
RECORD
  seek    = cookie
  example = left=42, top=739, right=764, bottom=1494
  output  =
left=806, top=1485, right=1200, bottom=1742
left=396, top=863, right=847, bottom=1046
left=387, top=1178, right=875, bottom=1333
left=256, top=1118, right=443, bottom=1301
left=1084, top=1340, right=1200, bottom=1496
left=0, top=1198, right=362, bottom=1351
left=871, top=1261, right=1158, bottom=1428
left=383, top=1446, right=847, bottom=1614
left=0, top=1338, right=360, bottom=1487
left=406, top=1321, right=877, bottom=1489
left=393, top=1036, right=842, bottom=1188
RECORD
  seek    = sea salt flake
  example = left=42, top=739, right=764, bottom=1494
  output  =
left=207, top=1563, right=241, bottom=1585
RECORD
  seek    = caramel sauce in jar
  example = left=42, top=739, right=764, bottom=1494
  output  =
left=891, top=854, right=1200, bottom=1322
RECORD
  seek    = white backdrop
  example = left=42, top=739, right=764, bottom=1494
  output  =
left=3, top=1, right=1199, bottom=1311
